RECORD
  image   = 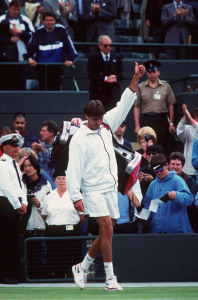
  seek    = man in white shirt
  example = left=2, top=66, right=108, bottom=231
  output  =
left=0, top=133, right=27, bottom=284
left=67, top=62, right=145, bottom=291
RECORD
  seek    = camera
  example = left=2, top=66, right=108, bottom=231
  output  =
left=145, top=134, right=152, bottom=142
left=27, top=194, right=35, bottom=200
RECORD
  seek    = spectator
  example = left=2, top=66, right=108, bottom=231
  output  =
left=168, top=151, right=198, bottom=232
left=27, top=11, right=78, bottom=90
left=83, top=0, right=116, bottom=52
left=191, top=137, right=198, bottom=184
left=0, top=126, right=12, bottom=137
left=73, top=0, right=85, bottom=41
left=176, top=104, right=198, bottom=179
left=20, top=155, right=51, bottom=278
left=12, top=112, right=39, bottom=148
left=21, top=155, right=52, bottom=234
left=44, top=0, right=77, bottom=40
left=185, top=0, right=198, bottom=58
left=16, top=146, right=56, bottom=189
left=0, top=127, right=12, bottom=157
left=117, top=0, right=132, bottom=20
left=0, top=0, right=35, bottom=90
left=139, top=144, right=164, bottom=200
left=87, top=34, right=123, bottom=111
left=113, top=120, right=132, bottom=150
left=136, top=126, right=157, bottom=156
left=143, top=153, right=193, bottom=233
left=32, top=119, right=59, bottom=180
left=0, top=0, right=9, bottom=16
left=24, top=0, right=44, bottom=29
left=66, top=62, right=145, bottom=291
left=145, top=0, right=170, bottom=57
left=161, top=0, right=196, bottom=59
left=113, top=180, right=142, bottom=234
left=0, top=133, right=27, bottom=284
left=133, top=60, right=176, bottom=152
left=139, top=0, right=149, bottom=43
left=42, top=170, right=83, bottom=279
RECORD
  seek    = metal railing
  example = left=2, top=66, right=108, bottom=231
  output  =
left=0, top=62, right=80, bottom=92
left=24, top=235, right=104, bottom=283
left=169, top=74, right=198, bottom=92
left=73, top=42, right=198, bottom=60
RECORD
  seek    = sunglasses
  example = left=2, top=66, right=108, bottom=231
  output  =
left=103, top=44, right=112, bottom=48
left=147, top=151, right=158, bottom=156
left=153, top=167, right=164, bottom=173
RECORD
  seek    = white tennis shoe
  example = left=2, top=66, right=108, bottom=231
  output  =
left=105, top=275, right=123, bottom=291
left=72, top=263, right=89, bottom=290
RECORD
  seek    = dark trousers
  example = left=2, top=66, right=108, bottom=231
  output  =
left=114, top=221, right=138, bottom=234
left=36, top=65, right=63, bottom=91
left=165, top=35, right=187, bottom=60
left=0, top=211, right=20, bottom=280
left=0, top=64, right=26, bottom=90
left=89, top=85, right=121, bottom=112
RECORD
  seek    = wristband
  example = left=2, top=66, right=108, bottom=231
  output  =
left=191, top=120, right=196, bottom=125
left=169, top=122, right=174, bottom=126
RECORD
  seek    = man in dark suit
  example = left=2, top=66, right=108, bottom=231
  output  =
left=83, top=0, right=116, bottom=50
left=161, top=0, right=196, bottom=59
left=87, top=35, right=123, bottom=111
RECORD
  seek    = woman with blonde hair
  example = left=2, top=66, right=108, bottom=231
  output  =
left=137, top=126, right=157, bottom=156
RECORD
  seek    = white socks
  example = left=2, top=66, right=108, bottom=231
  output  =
left=104, top=262, right=114, bottom=280
left=81, top=253, right=95, bottom=270
left=81, top=255, right=114, bottom=280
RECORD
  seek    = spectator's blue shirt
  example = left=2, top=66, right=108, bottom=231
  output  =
left=144, top=171, right=193, bottom=233
left=38, top=140, right=55, bottom=180
left=22, top=131, right=39, bottom=148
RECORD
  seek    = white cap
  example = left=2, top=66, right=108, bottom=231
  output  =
left=0, top=133, right=22, bottom=147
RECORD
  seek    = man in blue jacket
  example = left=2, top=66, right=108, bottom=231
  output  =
left=27, top=10, right=77, bottom=90
left=143, top=153, right=193, bottom=233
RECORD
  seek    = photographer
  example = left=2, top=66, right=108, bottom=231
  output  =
left=136, top=126, right=157, bottom=157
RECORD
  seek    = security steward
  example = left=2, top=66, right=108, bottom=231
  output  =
left=133, top=60, right=176, bottom=151
left=0, top=134, right=27, bottom=284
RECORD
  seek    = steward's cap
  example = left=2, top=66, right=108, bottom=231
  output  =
left=144, top=60, right=161, bottom=73
left=52, top=169, right=66, bottom=180
left=0, top=133, right=22, bottom=147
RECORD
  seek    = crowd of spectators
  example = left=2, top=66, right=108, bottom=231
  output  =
left=1, top=89, right=198, bottom=282
left=0, top=0, right=198, bottom=91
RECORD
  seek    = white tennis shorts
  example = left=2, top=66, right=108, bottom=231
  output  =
left=82, top=190, right=120, bottom=219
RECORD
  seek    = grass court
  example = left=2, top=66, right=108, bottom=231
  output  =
left=0, top=286, right=198, bottom=300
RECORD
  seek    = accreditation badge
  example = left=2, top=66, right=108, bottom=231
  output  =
left=154, top=91, right=161, bottom=100
left=66, top=225, right=74, bottom=231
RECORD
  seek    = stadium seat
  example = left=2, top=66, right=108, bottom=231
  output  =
left=132, top=0, right=142, bottom=13
left=116, top=35, right=143, bottom=43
